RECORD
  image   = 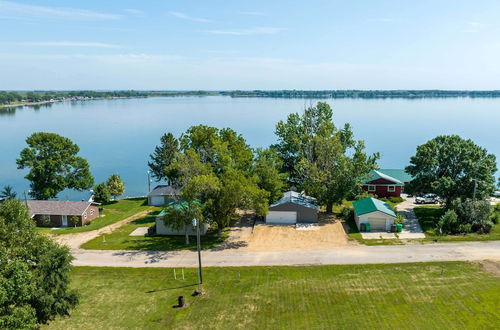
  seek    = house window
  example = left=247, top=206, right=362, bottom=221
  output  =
left=387, top=186, right=396, bottom=192
left=90, top=209, right=94, bottom=216
left=368, top=185, right=376, bottom=192
left=83, top=212, right=87, bottom=219
left=41, top=215, right=51, bottom=224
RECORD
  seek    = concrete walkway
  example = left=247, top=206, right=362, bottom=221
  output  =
left=72, top=241, right=500, bottom=267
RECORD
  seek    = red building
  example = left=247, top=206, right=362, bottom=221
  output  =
left=361, top=169, right=411, bottom=198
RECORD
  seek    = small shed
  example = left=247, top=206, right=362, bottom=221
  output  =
left=147, top=185, right=180, bottom=206
left=266, top=191, right=318, bottom=224
left=353, top=197, right=396, bottom=232
left=155, top=207, right=209, bottom=236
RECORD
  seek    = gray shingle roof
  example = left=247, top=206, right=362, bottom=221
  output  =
left=271, top=191, right=319, bottom=210
left=147, top=185, right=180, bottom=197
left=26, top=200, right=91, bottom=216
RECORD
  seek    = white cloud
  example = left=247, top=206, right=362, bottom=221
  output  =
left=206, top=27, right=285, bottom=36
left=123, top=8, right=144, bottom=16
left=168, top=11, right=210, bottom=23
left=14, top=41, right=122, bottom=48
left=0, top=0, right=121, bottom=20
left=463, top=22, right=486, bottom=33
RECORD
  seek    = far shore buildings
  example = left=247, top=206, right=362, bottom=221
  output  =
left=27, top=200, right=99, bottom=227
left=361, top=169, right=413, bottom=198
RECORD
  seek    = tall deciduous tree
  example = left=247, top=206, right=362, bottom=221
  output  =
left=0, top=199, right=79, bottom=328
left=405, top=135, right=497, bottom=204
left=253, top=148, right=287, bottom=203
left=92, top=182, right=110, bottom=204
left=106, top=174, right=124, bottom=200
left=16, top=132, right=94, bottom=200
left=169, top=125, right=268, bottom=236
left=148, top=133, right=179, bottom=183
left=274, top=102, right=379, bottom=212
left=161, top=200, right=202, bottom=245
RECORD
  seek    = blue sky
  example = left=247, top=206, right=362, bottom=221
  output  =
left=1, top=0, right=499, bottom=90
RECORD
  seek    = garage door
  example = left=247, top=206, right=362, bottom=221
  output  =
left=367, top=217, right=387, bottom=231
left=150, top=196, right=165, bottom=206
left=266, top=211, right=297, bottom=224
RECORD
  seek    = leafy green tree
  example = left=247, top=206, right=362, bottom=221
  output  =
left=69, top=216, right=79, bottom=228
left=450, top=198, right=493, bottom=233
left=274, top=102, right=379, bottom=212
left=1, top=185, right=17, bottom=200
left=406, top=135, right=497, bottom=204
left=148, top=133, right=179, bottom=183
left=16, top=132, right=94, bottom=200
left=0, top=199, right=79, bottom=328
left=93, top=182, right=110, bottom=204
left=169, top=125, right=268, bottom=236
left=253, top=148, right=286, bottom=203
left=106, top=174, right=124, bottom=200
left=161, top=201, right=202, bottom=245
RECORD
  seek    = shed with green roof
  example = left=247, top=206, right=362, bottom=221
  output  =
left=352, top=197, right=396, bottom=232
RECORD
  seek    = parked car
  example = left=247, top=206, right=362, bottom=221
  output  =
left=415, top=193, right=440, bottom=204
left=493, top=190, right=500, bottom=197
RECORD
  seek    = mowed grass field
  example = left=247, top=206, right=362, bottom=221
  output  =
left=45, top=262, right=500, bottom=329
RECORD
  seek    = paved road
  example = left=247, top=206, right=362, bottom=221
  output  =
left=72, top=241, right=500, bottom=268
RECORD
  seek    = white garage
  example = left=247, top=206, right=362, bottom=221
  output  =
left=265, top=191, right=318, bottom=224
left=353, top=197, right=396, bottom=232
left=147, top=185, right=180, bottom=206
left=266, top=211, right=297, bottom=224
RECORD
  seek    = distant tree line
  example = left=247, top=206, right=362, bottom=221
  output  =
left=3, top=89, right=500, bottom=105
left=220, top=90, right=500, bottom=99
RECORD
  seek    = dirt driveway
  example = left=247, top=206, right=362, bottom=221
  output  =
left=225, top=212, right=353, bottom=252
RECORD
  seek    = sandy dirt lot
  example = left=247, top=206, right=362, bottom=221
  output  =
left=224, top=212, right=354, bottom=252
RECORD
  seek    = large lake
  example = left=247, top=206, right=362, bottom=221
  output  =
left=1, top=96, right=499, bottom=200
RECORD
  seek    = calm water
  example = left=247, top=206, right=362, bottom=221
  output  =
left=1, top=96, right=499, bottom=200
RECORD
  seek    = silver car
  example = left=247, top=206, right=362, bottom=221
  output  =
left=415, top=193, right=440, bottom=204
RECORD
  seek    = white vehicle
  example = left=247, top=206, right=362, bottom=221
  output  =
left=493, top=190, right=500, bottom=197
left=415, top=193, right=440, bottom=204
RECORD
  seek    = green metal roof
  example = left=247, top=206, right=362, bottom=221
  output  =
left=362, top=170, right=403, bottom=185
left=352, top=197, right=396, bottom=217
left=378, top=169, right=413, bottom=183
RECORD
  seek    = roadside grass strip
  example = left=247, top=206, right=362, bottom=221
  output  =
left=44, top=261, right=500, bottom=329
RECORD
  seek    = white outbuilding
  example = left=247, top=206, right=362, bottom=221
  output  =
left=353, top=197, right=396, bottom=232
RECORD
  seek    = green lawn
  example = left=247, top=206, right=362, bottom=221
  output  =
left=414, top=205, right=500, bottom=242
left=44, top=262, right=500, bottom=329
left=39, top=198, right=156, bottom=235
left=80, top=212, right=229, bottom=251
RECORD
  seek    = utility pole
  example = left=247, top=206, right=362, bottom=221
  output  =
left=147, top=171, right=151, bottom=192
left=193, top=218, right=203, bottom=295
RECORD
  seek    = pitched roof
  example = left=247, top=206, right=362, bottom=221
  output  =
left=270, top=191, right=318, bottom=210
left=379, top=169, right=413, bottom=183
left=352, top=197, right=396, bottom=217
left=362, top=170, right=403, bottom=185
left=26, top=200, right=91, bottom=217
left=147, top=185, right=180, bottom=197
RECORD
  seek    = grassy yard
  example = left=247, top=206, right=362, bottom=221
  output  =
left=44, top=262, right=500, bottom=329
left=80, top=212, right=229, bottom=251
left=39, top=198, right=156, bottom=235
left=414, top=205, right=500, bottom=242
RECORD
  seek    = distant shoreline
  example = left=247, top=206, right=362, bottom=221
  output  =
left=2, top=89, right=500, bottom=109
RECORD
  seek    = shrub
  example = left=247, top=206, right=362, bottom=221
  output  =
left=437, top=210, right=459, bottom=235
left=490, top=204, right=500, bottom=224
left=449, top=198, right=491, bottom=233
left=394, top=213, right=405, bottom=224
left=388, top=196, right=404, bottom=204
left=341, top=207, right=354, bottom=222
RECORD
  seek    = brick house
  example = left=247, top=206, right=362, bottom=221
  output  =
left=361, top=169, right=413, bottom=198
left=26, top=200, right=99, bottom=227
